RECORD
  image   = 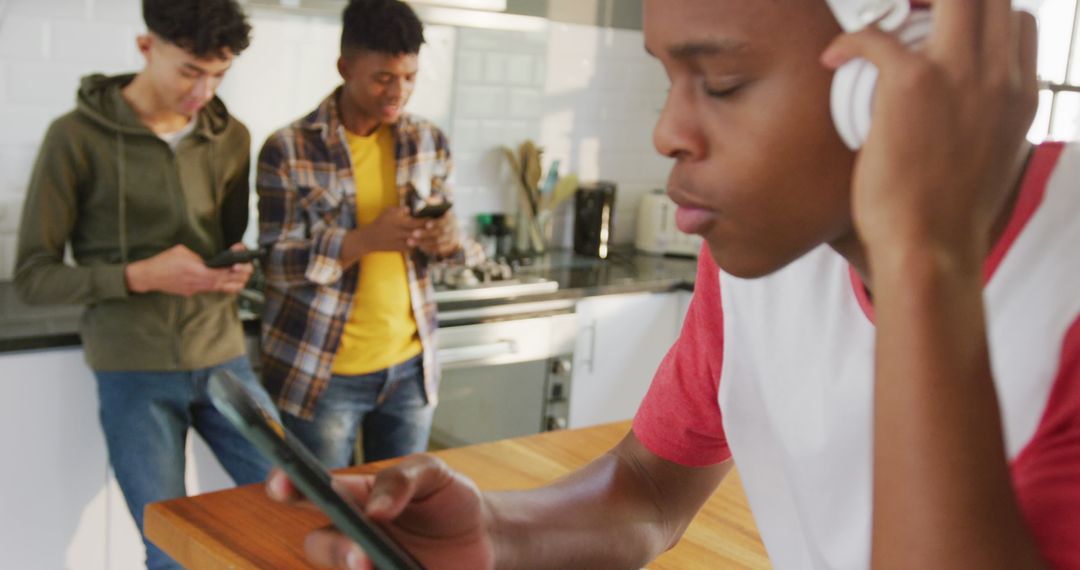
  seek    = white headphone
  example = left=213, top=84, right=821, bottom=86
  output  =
left=826, top=0, right=930, bottom=150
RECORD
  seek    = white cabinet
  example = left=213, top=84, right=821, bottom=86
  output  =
left=0, top=347, right=236, bottom=569
left=0, top=348, right=108, bottom=570
left=569, top=292, right=686, bottom=429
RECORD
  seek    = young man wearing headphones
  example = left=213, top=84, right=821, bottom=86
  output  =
left=269, top=0, right=1080, bottom=567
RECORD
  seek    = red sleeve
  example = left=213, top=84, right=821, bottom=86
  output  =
left=632, top=246, right=730, bottom=467
left=1011, top=313, right=1080, bottom=569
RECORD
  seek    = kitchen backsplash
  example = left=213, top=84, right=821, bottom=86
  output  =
left=0, top=0, right=673, bottom=280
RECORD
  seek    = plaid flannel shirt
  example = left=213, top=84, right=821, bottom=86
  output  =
left=257, top=89, right=462, bottom=419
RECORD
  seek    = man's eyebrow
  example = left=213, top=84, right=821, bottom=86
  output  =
left=183, top=62, right=231, bottom=75
left=666, top=39, right=749, bottom=60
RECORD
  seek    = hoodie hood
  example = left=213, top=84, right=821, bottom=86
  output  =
left=76, top=73, right=232, bottom=139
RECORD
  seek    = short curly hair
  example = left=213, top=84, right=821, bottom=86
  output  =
left=143, top=0, right=252, bottom=59
left=341, top=0, right=425, bottom=56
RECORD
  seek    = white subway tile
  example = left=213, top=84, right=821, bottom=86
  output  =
left=459, top=28, right=545, bottom=53
left=0, top=145, right=38, bottom=196
left=52, top=20, right=135, bottom=67
left=543, top=53, right=595, bottom=94
left=455, top=85, right=507, bottom=118
left=452, top=151, right=501, bottom=187
left=6, top=62, right=85, bottom=106
left=0, top=17, right=48, bottom=60
left=0, top=194, right=25, bottom=233
left=0, top=106, right=52, bottom=146
left=451, top=118, right=481, bottom=153
left=532, top=56, right=545, bottom=87
left=502, top=120, right=537, bottom=147
left=88, top=0, right=143, bottom=23
left=483, top=52, right=507, bottom=83
left=478, top=120, right=506, bottom=146
left=458, top=30, right=510, bottom=52
left=457, top=51, right=483, bottom=84
left=506, top=54, right=533, bottom=86
left=5, top=0, right=88, bottom=19
left=508, top=87, right=541, bottom=118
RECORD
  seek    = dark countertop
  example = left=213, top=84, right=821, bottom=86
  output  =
left=0, top=249, right=698, bottom=354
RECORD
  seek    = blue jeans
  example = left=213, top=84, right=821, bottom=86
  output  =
left=283, top=354, right=434, bottom=469
left=95, top=356, right=275, bottom=570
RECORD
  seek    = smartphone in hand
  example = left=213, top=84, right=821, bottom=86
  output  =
left=207, top=370, right=425, bottom=570
left=205, top=249, right=261, bottom=268
left=411, top=200, right=453, bottom=219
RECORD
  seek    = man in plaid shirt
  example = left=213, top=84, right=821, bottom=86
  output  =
left=256, top=0, right=467, bottom=468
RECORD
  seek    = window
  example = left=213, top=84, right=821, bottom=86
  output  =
left=1032, top=0, right=1080, bottom=141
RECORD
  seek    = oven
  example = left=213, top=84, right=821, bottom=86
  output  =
left=430, top=269, right=575, bottom=449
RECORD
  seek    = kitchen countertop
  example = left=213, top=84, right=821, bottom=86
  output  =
left=145, top=420, right=767, bottom=569
left=0, top=248, right=698, bottom=354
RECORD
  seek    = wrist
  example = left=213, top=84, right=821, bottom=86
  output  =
left=867, top=238, right=984, bottom=297
left=483, top=492, right=518, bottom=570
left=341, top=228, right=370, bottom=262
left=124, top=260, right=150, bottom=294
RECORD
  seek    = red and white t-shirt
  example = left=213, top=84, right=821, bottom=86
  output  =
left=633, top=141, right=1080, bottom=569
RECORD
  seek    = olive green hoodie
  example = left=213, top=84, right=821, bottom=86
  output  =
left=14, top=73, right=251, bottom=371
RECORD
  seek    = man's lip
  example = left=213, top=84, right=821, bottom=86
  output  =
left=666, top=188, right=710, bottom=211
left=674, top=206, right=716, bottom=235
left=668, top=189, right=716, bottom=235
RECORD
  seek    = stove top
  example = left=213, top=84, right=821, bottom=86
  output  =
left=432, top=260, right=558, bottom=303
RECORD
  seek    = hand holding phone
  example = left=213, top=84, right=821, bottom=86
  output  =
left=205, top=248, right=261, bottom=268
left=207, top=370, right=425, bottom=570
left=411, top=199, right=453, bottom=219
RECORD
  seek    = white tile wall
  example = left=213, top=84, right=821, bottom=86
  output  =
left=51, top=19, right=137, bottom=67
left=0, top=0, right=144, bottom=280
left=449, top=21, right=672, bottom=247
left=0, top=16, right=48, bottom=59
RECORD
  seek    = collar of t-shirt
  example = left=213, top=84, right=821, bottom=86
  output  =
left=157, top=118, right=197, bottom=151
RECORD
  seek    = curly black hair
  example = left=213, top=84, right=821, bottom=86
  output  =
left=143, top=0, right=252, bottom=59
left=341, top=0, right=425, bottom=56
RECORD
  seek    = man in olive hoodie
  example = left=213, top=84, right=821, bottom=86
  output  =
left=14, top=1, right=273, bottom=568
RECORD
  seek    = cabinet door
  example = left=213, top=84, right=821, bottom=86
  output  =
left=570, top=292, right=682, bottom=429
left=0, top=347, right=242, bottom=570
left=0, top=348, right=108, bottom=570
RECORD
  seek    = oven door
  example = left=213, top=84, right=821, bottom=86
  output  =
left=431, top=312, right=576, bottom=449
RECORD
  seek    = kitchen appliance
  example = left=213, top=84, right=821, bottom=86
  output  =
left=634, top=190, right=703, bottom=257
left=432, top=298, right=575, bottom=448
left=430, top=259, right=559, bottom=302
left=429, top=260, right=572, bottom=448
left=573, top=181, right=617, bottom=259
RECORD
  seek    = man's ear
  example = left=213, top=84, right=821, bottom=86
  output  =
left=337, top=55, right=349, bottom=82
left=135, top=34, right=153, bottom=60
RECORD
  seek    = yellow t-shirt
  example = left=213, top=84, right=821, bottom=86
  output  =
left=332, top=125, right=422, bottom=375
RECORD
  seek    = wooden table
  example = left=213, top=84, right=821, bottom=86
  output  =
left=146, top=421, right=768, bottom=569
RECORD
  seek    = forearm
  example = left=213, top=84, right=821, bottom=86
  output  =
left=869, top=243, right=1045, bottom=569
left=14, top=253, right=128, bottom=305
left=485, top=441, right=728, bottom=570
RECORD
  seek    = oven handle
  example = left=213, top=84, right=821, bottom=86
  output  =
left=437, top=340, right=518, bottom=365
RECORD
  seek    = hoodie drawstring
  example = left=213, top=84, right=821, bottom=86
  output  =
left=116, top=131, right=128, bottom=264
